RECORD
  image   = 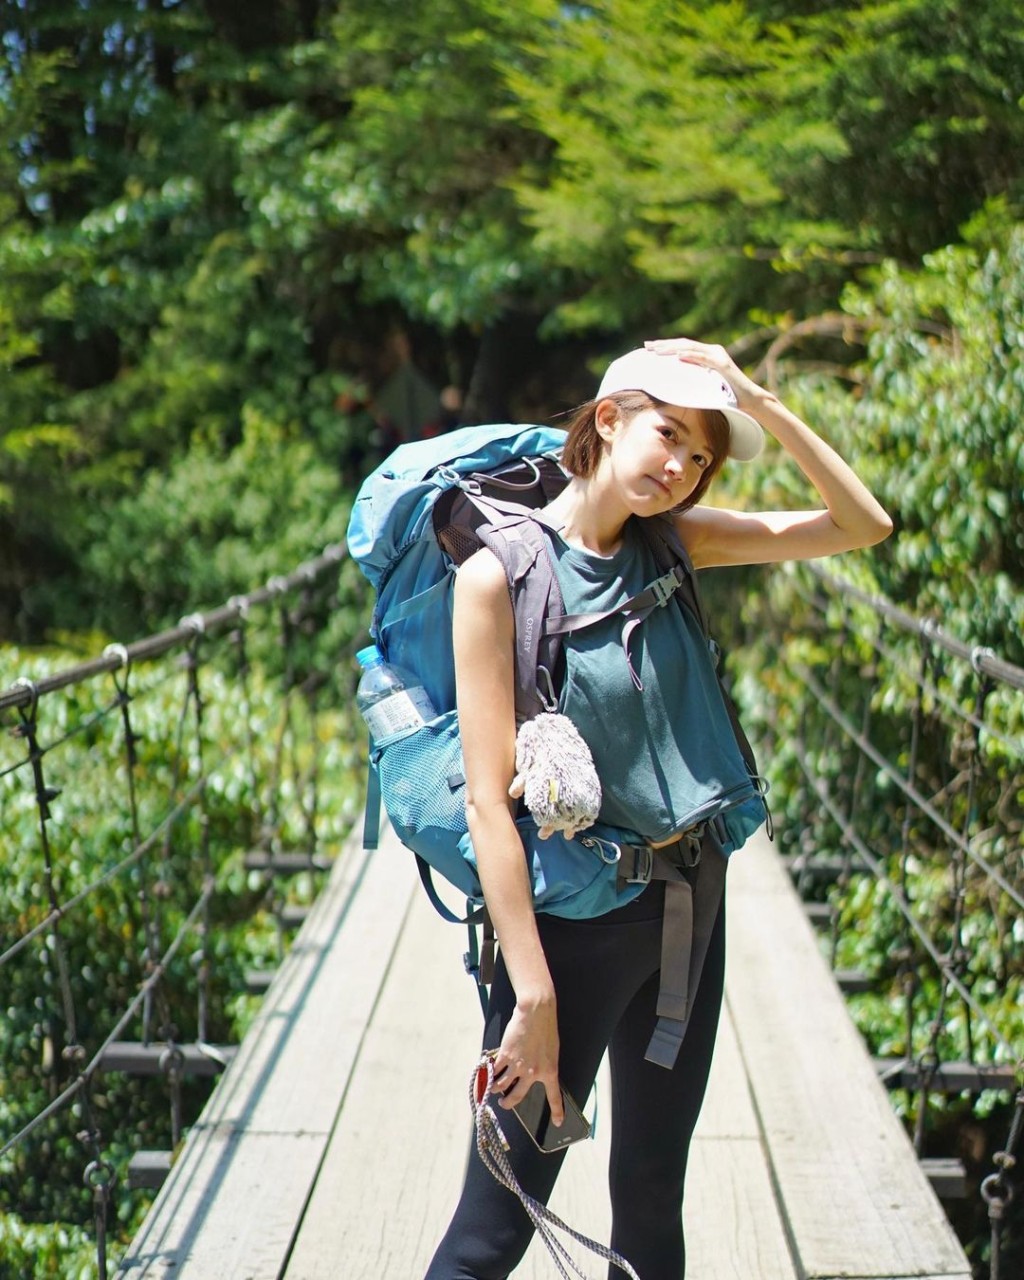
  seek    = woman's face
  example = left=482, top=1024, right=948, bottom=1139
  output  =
left=600, top=401, right=715, bottom=514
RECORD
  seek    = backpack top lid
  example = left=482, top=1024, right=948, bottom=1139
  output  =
left=347, top=423, right=568, bottom=591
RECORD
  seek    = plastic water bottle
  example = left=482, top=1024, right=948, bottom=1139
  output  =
left=355, top=645, right=436, bottom=747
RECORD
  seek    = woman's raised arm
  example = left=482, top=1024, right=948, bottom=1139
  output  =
left=649, top=338, right=893, bottom=569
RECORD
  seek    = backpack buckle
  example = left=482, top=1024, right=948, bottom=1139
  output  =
left=582, top=835, right=622, bottom=866
left=651, top=568, right=682, bottom=609
left=678, top=826, right=704, bottom=867
left=623, top=844, right=653, bottom=884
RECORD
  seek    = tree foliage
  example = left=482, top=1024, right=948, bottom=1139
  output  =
left=3, top=0, right=1023, bottom=642
left=724, top=218, right=1024, bottom=664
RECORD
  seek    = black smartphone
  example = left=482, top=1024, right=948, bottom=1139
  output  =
left=511, top=1080, right=591, bottom=1153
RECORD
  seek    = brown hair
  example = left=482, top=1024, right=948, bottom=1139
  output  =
left=561, top=392, right=730, bottom=511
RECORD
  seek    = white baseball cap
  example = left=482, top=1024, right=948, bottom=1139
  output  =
left=597, top=348, right=764, bottom=462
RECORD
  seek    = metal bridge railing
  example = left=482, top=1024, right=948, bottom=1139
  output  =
left=0, top=544, right=351, bottom=1279
left=760, top=560, right=1023, bottom=1280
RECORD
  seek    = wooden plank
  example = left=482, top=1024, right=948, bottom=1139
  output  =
left=875, top=1059, right=1019, bottom=1094
left=116, top=824, right=420, bottom=1279
left=117, top=1129, right=326, bottom=1278
left=97, top=1041, right=235, bottom=1078
left=725, top=831, right=972, bottom=1280
left=119, top=818, right=972, bottom=1280
left=683, top=1002, right=797, bottom=1280
left=283, top=875, right=481, bottom=1278
left=196, top=828, right=417, bottom=1138
left=684, top=1135, right=797, bottom=1280
left=126, top=1152, right=172, bottom=1192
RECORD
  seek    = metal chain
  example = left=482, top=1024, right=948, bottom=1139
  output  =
left=954, top=670, right=995, bottom=1065
left=161, top=1044, right=186, bottom=1149
left=105, top=647, right=174, bottom=1047
left=470, top=1054, right=640, bottom=1280
left=261, top=592, right=294, bottom=854
left=151, top=635, right=204, bottom=1043
left=83, top=1151, right=116, bottom=1280
left=914, top=666, right=995, bottom=1153
left=12, top=680, right=80, bottom=1055
left=182, top=624, right=212, bottom=1045
left=290, top=574, right=328, bottom=851
left=894, top=632, right=930, bottom=1095
left=279, top=588, right=325, bottom=853
left=981, top=1087, right=1024, bottom=1280
left=76, top=1066, right=117, bottom=1280
left=299, top=672, right=323, bottom=852
left=12, top=679, right=119, bottom=1280
left=228, top=599, right=268, bottom=850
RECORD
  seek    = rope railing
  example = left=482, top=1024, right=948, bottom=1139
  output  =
left=0, top=544, right=351, bottom=1279
left=762, top=560, right=1023, bottom=1280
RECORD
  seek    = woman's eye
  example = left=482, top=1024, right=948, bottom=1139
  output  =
left=693, top=454, right=708, bottom=469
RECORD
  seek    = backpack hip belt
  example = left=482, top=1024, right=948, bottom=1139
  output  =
left=615, top=826, right=727, bottom=1070
left=618, top=825, right=705, bottom=885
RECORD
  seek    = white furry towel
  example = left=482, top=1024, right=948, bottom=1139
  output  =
left=508, top=712, right=602, bottom=839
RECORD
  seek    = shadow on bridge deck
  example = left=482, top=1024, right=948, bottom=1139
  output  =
left=116, top=823, right=971, bottom=1280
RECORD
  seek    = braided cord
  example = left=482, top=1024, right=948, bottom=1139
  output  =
left=469, top=1054, right=640, bottom=1280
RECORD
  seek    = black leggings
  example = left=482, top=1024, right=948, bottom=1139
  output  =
left=424, top=880, right=726, bottom=1280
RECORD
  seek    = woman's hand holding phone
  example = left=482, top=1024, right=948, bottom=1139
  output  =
left=490, top=996, right=563, bottom=1128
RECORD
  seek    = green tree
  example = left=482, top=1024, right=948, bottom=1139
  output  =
left=3, top=0, right=1024, bottom=641
left=722, top=219, right=1024, bottom=662
left=813, top=0, right=1024, bottom=263
left=225, top=0, right=566, bottom=419
left=505, top=0, right=849, bottom=334
left=0, top=1, right=366, bottom=638
left=504, top=0, right=1024, bottom=335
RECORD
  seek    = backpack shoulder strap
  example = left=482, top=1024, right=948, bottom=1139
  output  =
left=474, top=512, right=566, bottom=723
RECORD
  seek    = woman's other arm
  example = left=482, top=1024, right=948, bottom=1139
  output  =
left=453, top=548, right=564, bottom=1123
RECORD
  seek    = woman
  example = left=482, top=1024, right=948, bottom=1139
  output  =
left=425, top=337, right=892, bottom=1279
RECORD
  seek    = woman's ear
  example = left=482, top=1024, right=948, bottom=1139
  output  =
left=594, top=397, right=621, bottom=443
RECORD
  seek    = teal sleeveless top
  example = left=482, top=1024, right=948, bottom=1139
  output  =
left=547, top=519, right=764, bottom=851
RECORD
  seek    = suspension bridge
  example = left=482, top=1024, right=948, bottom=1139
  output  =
left=0, top=547, right=1020, bottom=1280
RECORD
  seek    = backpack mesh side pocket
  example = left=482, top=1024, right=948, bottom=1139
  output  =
left=374, top=709, right=479, bottom=899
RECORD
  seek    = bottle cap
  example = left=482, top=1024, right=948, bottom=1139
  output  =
left=355, top=645, right=383, bottom=668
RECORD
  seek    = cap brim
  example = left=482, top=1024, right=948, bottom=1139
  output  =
left=722, top=409, right=764, bottom=462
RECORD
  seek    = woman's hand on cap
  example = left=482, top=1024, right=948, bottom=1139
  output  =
left=645, top=337, right=761, bottom=406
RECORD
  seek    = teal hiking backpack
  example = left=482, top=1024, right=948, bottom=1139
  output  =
left=347, top=422, right=769, bottom=1064
left=347, top=422, right=767, bottom=916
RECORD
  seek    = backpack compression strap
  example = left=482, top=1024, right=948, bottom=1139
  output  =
left=543, top=562, right=690, bottom=692
left=649, top=837, right=726, bottom=1068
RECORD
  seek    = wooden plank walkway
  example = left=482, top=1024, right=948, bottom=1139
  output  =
left=116, top=823, right=971, bottom=1280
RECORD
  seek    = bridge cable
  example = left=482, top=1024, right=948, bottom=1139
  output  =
left=982, top=1087, right=1023, bottom=1280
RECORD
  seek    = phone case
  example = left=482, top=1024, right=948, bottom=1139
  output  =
left=511, top=1080, right=591, bottom=1152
